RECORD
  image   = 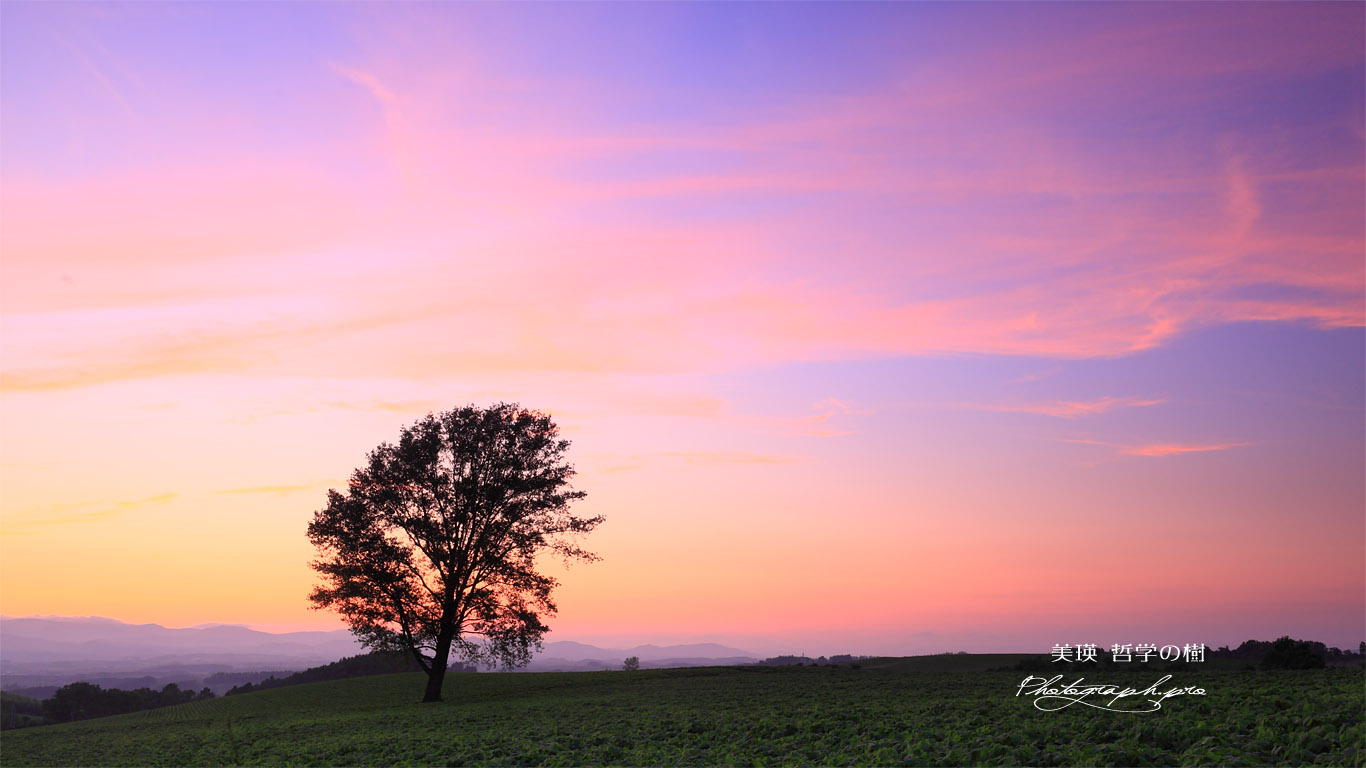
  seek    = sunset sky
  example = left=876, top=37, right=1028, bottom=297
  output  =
left=1, top=2, right=1362, bottom=656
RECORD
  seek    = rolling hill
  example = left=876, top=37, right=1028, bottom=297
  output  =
left=2, top=658, right=1360, bottom=766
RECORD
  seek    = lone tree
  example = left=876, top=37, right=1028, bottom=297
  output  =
left=307, top=403, right=603, bottom=702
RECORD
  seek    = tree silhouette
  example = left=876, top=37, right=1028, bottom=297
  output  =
left=622, top=656, right=640, bottom=671
left=307, top=404, right=603, bottom=702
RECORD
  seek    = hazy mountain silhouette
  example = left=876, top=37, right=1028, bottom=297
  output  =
left=1, top=616, right=363, bottom=667
left=0, top=617, right=759, bottom=690
left=530, top=641, right=757, bottom=671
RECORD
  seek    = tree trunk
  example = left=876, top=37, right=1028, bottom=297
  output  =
left=421, top=633, right=454, bottom=703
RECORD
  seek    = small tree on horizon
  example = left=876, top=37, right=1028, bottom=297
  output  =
left=622, top=656, right=640, bottom=671
left=307, top=403, right=603, bottom=702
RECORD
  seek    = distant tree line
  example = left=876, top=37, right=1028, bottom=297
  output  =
left=3, top=651, right=480, bottom=730
left=1209, top=638, right=1363, bottom=668
left=757, top=654, right=868, bottom=667
left=1006, top=637, right=1363, bottom=673
left=202, top=670, right=297, bottom=689
left=1, top=691, right=46, bottom=730
left=226, top=651, right=472, bottom=696
left=35, top=682, right=214, bottom=725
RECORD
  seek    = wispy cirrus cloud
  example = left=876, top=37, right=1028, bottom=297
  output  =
left=589, top=450, right=805, bottom=475
left=759, top=398, right=874, bottom=437
left=1057, top=438, right=1251, bottom=458
left=964, top=396, right=1166, bottom=419
left=216, top=484, right=329, bottom=497
left=1, top=493, right=178, bottom=535
left=660, top=451, right=805, bottom=466
left=3, top=5, right=1360, bottom=398
left=1008, top=367, right=1061, bottom=385
left=0, top=1, right=1359, bottom=649
left=1123, top=442, right=1252, bottom=458
left=329, top=62, right=395, bottom=106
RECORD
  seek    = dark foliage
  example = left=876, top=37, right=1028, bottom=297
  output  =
left=39, top=682, right=213, bottom=724
left=224, top=651, right=468, bottom=696
left=757, top=655, right=867, bottom=666
left=1, top=691, right=46, bottom=730
left=757, top=655, right=817, bottom=666
left=203, top=670, right=296, bottom=690
left=1261, top=636, right=1327, bottom=670
left=307, top=403, right=603, bottom=702
left=1209, top=638, right=1361, bottom=667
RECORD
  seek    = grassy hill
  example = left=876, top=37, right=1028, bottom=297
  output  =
left=1, top=659, right=1361, bottom=766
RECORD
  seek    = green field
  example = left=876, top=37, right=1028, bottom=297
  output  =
left=2, top=658, right=1361, bottom=766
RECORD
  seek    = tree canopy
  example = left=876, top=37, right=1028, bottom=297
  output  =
left=307, top=403, right=602, bottom=702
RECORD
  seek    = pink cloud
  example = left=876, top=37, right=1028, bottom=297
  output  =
left=2, top=3, right=1360, bottom=396
left=1058, top=438, right=1252, bottom=459
left=1, top=3, right=1359, bottom=653
left=660, top=451, right=803, bottom=466
left=581, top=449, right=803, bottom=475
left=1123, top=442, right=1253, bottom=458
left=966, top=396, right=1166, bottom=419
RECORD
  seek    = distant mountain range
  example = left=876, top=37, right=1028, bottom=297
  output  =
left=525, top=640, right=757, bottom=672
left=0, top=616, right=758, bottom=696
left=0, top=616, right=365, bottom=671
